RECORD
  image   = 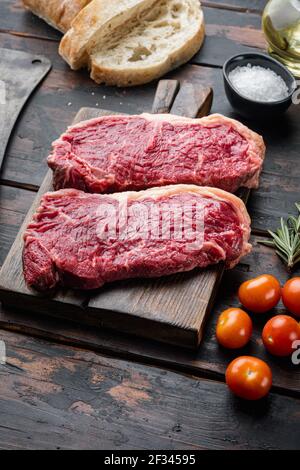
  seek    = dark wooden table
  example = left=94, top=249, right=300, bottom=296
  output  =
left=0, top=0, right=299, bottom=450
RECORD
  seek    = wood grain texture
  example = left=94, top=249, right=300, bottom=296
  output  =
left=0, top=85, right=227, bottom=349
left=0, top=186, right=35, bottom=267
left=0, top=1, right=62, bottom=41
left=170, top=82, right=213, bottom=118
left=151, top=79, right=179, bottom=114
left=202, top=1, right=266, bottom=13
left=0, top=329, right=299, bottom=450
left=195, top=6, right=265, bottom=68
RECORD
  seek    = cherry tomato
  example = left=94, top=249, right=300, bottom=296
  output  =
left=262, top=315, right=300, bottom=356
left=238, top=274, right=281, bottom=313
left=216, top=308, right=252, bottom=349
left=282, top=277, right=300, bottom=317
left=226, top=356, right=272, bottom=400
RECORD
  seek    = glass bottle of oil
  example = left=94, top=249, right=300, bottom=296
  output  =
left=262, top=0, right=300, bottom=77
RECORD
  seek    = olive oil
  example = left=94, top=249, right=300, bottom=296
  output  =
left=262, top=0, right=300, bottom=77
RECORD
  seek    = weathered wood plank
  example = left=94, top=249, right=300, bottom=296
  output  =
left=151, top=80, right=179, bottom=114
left=0, top=329, right=299, bottom=450
left=170, top=82, right=213, bottom=118
left=195, top=6, right=265, bottom=68
left=202, top=1, right=266, bottom=13
left=0, top=0, right=61, bottom=40
left=0, top=186, right=35, bottom=266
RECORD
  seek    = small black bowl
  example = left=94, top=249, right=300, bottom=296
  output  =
left=223, top=53, right=297, bottom=119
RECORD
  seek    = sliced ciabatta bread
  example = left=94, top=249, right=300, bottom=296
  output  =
left=90, top=0, right=205, bottom=86
left=60, top=0, right=159, bottom=70
left=59, top=0, right=205, bottom=86
left=24, top=0, right=205, bottom=87
left=22, top=0, right=92, bottom=33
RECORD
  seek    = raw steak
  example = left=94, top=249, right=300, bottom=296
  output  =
left=48, top=113, right=265, bottom=194
left=23, top=185, right=251, bottom=292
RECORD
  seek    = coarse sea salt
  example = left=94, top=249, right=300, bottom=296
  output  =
left=228, top=63, right=289, bottom=102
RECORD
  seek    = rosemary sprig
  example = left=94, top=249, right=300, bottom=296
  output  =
left=260, top=202, right=300, bottom=270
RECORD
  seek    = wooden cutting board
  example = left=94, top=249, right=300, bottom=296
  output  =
left=0, top=80, right=249, bottom=349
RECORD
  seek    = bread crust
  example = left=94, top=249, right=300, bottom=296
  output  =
left=59, top=0, right=159, bottom=69
left=22, top=0, right=92, bottom=32
left=90, top=18, right=205, bottom=87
